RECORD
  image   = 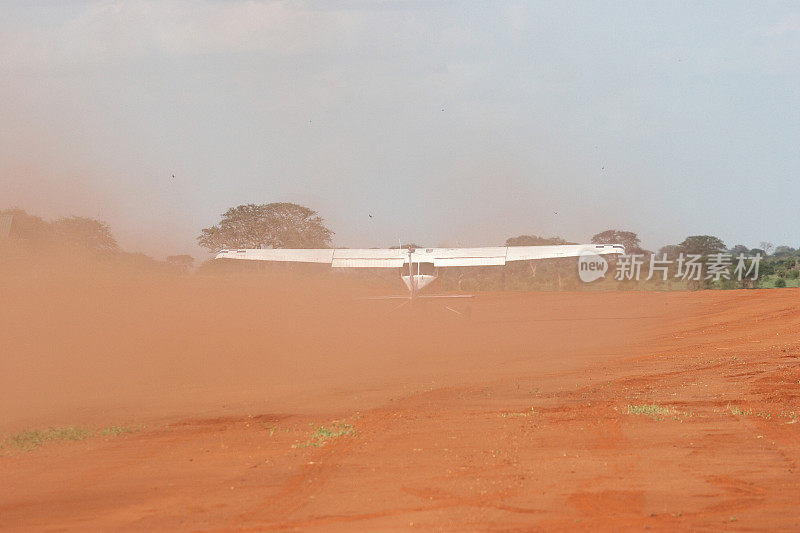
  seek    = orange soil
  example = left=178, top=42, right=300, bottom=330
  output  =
left=1, top=269, right=799, bottom=531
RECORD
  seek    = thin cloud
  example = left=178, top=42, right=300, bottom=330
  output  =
left=764, top=13, right=800, bottom=37
left=1, top=1, right=361, bottom=68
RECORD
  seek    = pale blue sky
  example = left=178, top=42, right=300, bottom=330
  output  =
left=1, top=1, right=798, bottom=257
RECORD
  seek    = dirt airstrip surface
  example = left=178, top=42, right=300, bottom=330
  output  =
left=1, top=270, right=799, bottom=531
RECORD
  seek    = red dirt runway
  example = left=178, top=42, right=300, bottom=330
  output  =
left=1, top=271, right=799, bottom=530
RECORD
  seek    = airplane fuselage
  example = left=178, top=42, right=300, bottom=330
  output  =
left=401, top=247, right=439, bottom=295
left=401, top=273, right=437, bottom=292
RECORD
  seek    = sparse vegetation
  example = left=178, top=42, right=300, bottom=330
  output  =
left=625, top=404, right=689, bottom=421
left=2, top=424, right=145, bottom=451
left=728, top=405, right=751, bottom=416
left=99, top=425, right=145, bottom=437
left=501, top=407, right=537, bottom=418
left=780, top=411, right=799, bottom=422
left=2, top=426, right=92, bottom=451
left=728, top=405, right=772, bottom=419
left=291, top=421, right=356, bottom=449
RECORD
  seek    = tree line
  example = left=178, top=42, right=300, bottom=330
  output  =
left=196, top=202, right=799, bottom=290
left=1, top=208, right=194, bottom=273
left=4, top=202, right=798, bottom=290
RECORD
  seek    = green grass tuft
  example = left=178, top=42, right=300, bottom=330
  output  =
left=292, top=421, right=356, bottom=449
left=501, top=407, right=537, bottom=418
left=2, top=424, right=145, bottom=451
left=728, top=405, right=771, bottom=419
left=626, top=404, right=678, bottom=421
left=99, top=425, right=145, bottom=437
left=3, top=426, right=93, bottom=451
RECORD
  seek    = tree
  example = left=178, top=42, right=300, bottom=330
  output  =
left=729, top=244, right=749, bottom=255
left=668, top=235, right=727, bottom=290
left=0, top=208, right=51, bottom=244
left=198, top=203, right=333, bottom=252
left=51, top=216, right=119, bottom=253
left=502, top=235, right=578, bottom=291
left=759, top=241, right=774, bottom=255
left=773, top=246, right=796, bottom=257
left=678, top=235, right=726, bottom=256
left=658, top=244, right=682, bottom=260
left=505, top=235, right=571, bottom=246
left=591, top=229, right=644, bottom=254
left=0, top=213, right=12, bottom=239
left=116, top=251, right=165, bottom=270
left=166, top=254, right=195, bottom=273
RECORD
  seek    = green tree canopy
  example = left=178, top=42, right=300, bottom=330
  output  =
left=591, top=229, right=644, bottom=254
left=729, top=244, right=749, bottom=255
left=198, top=202, right=334, bottom=252
left=390, top=243, right=423, bottom=249
left=505, top=235, right=570, bottom=246
left=679, top=235, right=726, bottom=256
left=658, top=244, right=682, bottom=259
left=773, top=245, right=797, bottom=257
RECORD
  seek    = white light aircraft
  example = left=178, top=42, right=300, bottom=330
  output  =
left=215, top=244, right=625, bottom=309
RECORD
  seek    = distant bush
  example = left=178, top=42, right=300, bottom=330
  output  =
left=787, top=269, right=800, bottom=280
left=715, top=278, right=737, bottom=290
left=775, top=278, right=787, bottom=288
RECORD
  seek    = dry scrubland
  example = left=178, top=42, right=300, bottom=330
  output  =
left=1, top=256, right=800, bottom=530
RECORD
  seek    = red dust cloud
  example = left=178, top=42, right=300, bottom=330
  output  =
left=2, top=248, right=800, bottom=529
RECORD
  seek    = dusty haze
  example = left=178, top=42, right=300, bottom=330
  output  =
left=0, top=253, right=647, bottom=433
left=3, top=251, right=800, bottom=530
left=2, top=2, right=798, bottom=257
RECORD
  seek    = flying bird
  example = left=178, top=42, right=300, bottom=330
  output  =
left=369, top=214, right=373, bottom=218
left=171, top=174, right=175, bottom=179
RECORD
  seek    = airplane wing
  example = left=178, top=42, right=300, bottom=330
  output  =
left=215, top=248, right=406, bottom=268
left=215, top=244, right=624, bottom=268
left=503, top=244, right=625, bottom=262
left=414, top=244, right=625, bottom=266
